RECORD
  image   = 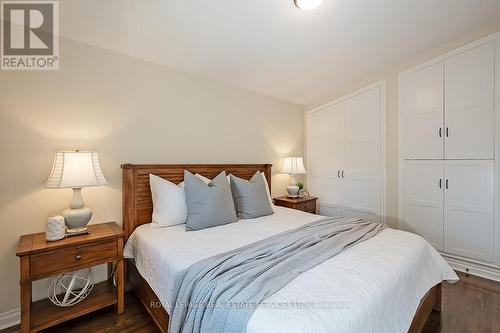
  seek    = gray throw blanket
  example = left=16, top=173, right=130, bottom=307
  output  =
left=169, top=216, right=385, bottom=333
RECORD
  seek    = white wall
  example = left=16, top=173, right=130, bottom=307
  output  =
left=0, top=37, right=304, bottom=316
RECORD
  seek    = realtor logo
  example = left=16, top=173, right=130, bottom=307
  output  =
left=1, top=1, right=59, bottom=70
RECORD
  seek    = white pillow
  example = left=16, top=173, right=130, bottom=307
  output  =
left=149, top=174, right=187, bottom=228
left=194, top=173, right=212, bottom=184
left=195, top=173, right=231, bottom=184
left=260, top=172, right=274, bottom=207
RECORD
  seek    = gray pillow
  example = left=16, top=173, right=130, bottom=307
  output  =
left=184, top=170, right=237, bottom=231
left=229, top=171, right=274, bottom=219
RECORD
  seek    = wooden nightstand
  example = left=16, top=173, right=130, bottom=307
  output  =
left=273, top=196, right=318, bottom=214
left=16, top=222, right=125, bottom=333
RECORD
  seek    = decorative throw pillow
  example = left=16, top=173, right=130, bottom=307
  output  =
left=194, top=172, right=268, bottom=201
left=195, top=173, right=231, bottom=185
left=229, top=171, right=275, bottom=219
left=184, top=170, right=237, bottom=231
left=149, top=174, right=188, bottom=228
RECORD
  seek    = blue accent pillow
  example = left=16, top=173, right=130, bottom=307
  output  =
left=230, top=171, right=274, bottom=219
left=184, top=170, right=237, bottom=231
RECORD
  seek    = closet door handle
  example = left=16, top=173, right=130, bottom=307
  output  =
left=341, top=170, right=344, bottom=178
left=446, top=127, right=449, bottom=137
left=337, top=170, right=340, bottom=178
left=439, top=179, right=442, bottom=189
left=438, top=128, right=442, bottom=138
left=445, top=179, right=449, bottom=189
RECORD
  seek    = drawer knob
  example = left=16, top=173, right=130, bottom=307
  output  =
left=75, top=255, right=82, bottom=261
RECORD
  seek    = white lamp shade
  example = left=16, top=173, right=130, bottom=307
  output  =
left=294, top=0, right=324, bottom=10
left=280, top=157, right=307, bottom=175
left=45, top=151, right=108, bottom=189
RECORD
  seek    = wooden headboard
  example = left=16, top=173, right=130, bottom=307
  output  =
left=121, top=164, right=272, bottom=239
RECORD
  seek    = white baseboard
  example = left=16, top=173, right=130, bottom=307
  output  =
left=445, top=256, right=500, bottom=282
left=0, top=308, right=20, bottom=330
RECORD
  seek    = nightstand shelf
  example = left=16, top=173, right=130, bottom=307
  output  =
left=16, top=222, right=125, bottom=333
left=30, top=281, right=117, bottom=332
left=273, top=196, right=318, bottom=214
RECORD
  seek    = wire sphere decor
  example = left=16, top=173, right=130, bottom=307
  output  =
left=48, top=268, right=94, bottom=307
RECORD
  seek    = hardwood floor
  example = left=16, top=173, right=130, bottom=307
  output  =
left=0, top=294, right=157, bottom=333
left=2, top=271, right=499, bottom=333
left=423, top=272, right=500, bottom=333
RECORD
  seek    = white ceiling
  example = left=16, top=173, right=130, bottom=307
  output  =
left=59, top=0, right=500, bottom=106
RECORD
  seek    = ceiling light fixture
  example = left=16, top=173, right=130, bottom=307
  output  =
left=294, top=0, right=324, bottom=10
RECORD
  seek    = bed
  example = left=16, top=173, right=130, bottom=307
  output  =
left=122, top=163, right=458, bottom=333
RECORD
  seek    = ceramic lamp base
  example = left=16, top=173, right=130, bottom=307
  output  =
left=62, top=206, right=92, bottom=228
left=286, top=185, right=299, bottom=198
left=61, top=188, right=92, bottom=236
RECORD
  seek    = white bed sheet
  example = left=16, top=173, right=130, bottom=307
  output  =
left=124, top=206, right=458, bottom=333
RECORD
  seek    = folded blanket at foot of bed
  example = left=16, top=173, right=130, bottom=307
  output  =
left=169, top=216, right=385, bottom=333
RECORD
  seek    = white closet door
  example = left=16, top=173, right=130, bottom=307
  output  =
left=307, top=102, right=344, bottom=216
left=444, top=160, right=494, bottom=262
left=445, top=42, right=495, bottom=159
left=404, top=62, right=444, bottom=159
left=342, top=87, right=381, bottom=221
left=403, top=161, right=444, bottom=251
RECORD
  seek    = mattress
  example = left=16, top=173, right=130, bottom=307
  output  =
left=124, top=206, right=458, bottom=333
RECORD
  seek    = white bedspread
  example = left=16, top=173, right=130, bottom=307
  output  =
left=124, top=206, right=458, bottom=333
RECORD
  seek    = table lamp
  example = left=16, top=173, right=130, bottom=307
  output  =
left=45, top=150, right=108, bottom=236
left=280, top=157, right=307, bottom=198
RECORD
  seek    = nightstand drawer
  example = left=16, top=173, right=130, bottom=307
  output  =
left=298, top=201, right=315, bottom=212
left=30, top=240, right=117, bottom=277
left=273, top=196, right=318, bottom=214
